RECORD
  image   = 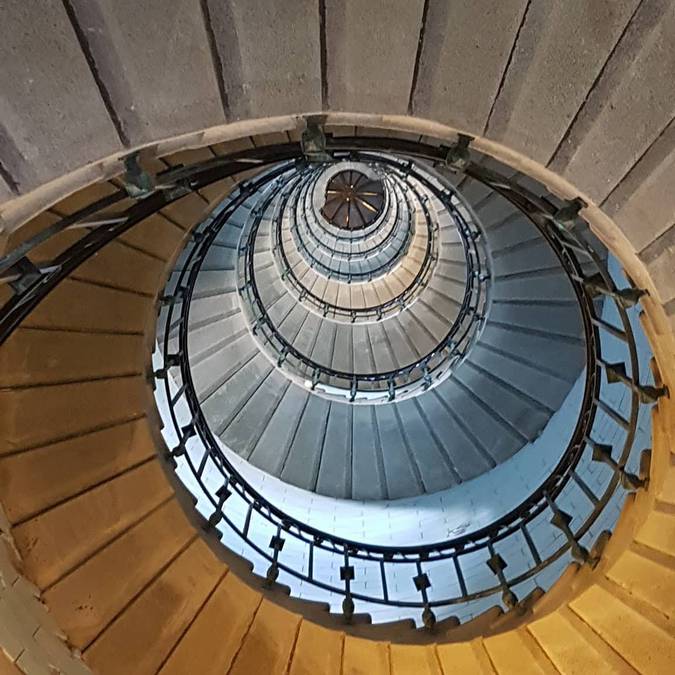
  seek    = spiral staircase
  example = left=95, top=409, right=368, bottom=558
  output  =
left=1, top=2, right=675, bottom=674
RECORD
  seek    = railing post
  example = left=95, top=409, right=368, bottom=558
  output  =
left=587, top=438, right=648, bottom=491
left=581, top=272, right=647, bottom=308
left=486, top=543, right=518, bottom=609
left=340, top=550, right=355, bottom=623
left=545, top=492, right=592, bottom=566
left=413, top=561, right=436, bottom=629
left=601, top=361, right=668, bottom=404
left=265, top=524, right=285, bottom=586
left=443, top=134, right=473, bottom=172
left=205, top=479, right=231, bottom=529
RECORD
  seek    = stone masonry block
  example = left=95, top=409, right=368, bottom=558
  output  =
left=206, top=0, right=321, bottom=120
left=67, top=0, right=226, bottom=145
left=325, top=0, right=425, bottom=114
left=0, top=1, right=121, bottom=193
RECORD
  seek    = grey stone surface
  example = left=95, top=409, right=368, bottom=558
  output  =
left=280, top=394, right=330, bottom=491
left=316, top=402, right=352, bottom=498
left=0, top=174, right=13, bottom=204
left=249, top=385, right=309, bottom=475
left=412, top=0, right=529, bottom=134
left=605, top=119, right=675, bottom=252
left=325, top=0, right=425, bottom=114
left=486, top=0, right=640, bottom=164
left=640, top=223, right=675, bottom=304
left=479, top=323, right=582, bottom=383
left=0, top=0, right=121, bottom=193
left=419, top=389, right=493, bottom=479
left=396, top=398, right=459, bottom=492
left=374, top=405, right=421, bottom=499
left=191, top=333, right=257, bottom=399
left=187, top=313, right=245, bottom=359
left=223, top=370, right=289, bottom=457
left=206, top=0, right=321, bottom=120
left=469, top=344, right=564, bottom=411
left=351, top=405, right=386, bottom=500
left=550, top=0, right=675, bottom=202
left=203, top=353, right=273, bottom=434
left=67, top=0, right=225, bottom=145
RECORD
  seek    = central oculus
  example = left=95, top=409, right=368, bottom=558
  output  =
left=321, top=170, right=385, bottom=230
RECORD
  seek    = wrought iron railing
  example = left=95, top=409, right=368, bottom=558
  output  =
left=233, top=155, right=486, bottom=400
left=266, top=155, right=485, bottom=333
left=0, top=134, right=663, bottom=629
left=285, top=169, right=411, bottom=281
left=153, top=145, right=659, bottom=626
left=269, top=162, right=431, bottom=320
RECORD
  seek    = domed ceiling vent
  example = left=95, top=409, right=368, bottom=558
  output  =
left=321, top=169, right=385, bottom=230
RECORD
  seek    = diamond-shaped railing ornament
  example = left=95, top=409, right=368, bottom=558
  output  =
left=269, top=535, right=285, bottom=552
left=591, top=442, right=613, bottom=464
left=604, top=362, right=627, bottom=385
left=550, top=509, right=573, bottom=530
left=550, top=197, right=586, bottom=230
left=413, top=572, right=431, bottom=591
left=486, top=553, right=507, bottom=576
left=340, top=565, right=355, bottom=581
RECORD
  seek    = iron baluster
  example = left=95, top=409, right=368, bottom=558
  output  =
left=266, top=525, right=285, bottom=586
left=587, top=438, right=647, bottom=491
left=413, top=561, right=436, bottom=629
left=600, top=360, right=668, bottom=404
left=206, top=480, right=231, bottom=529
left=545, top=492, right=590, bottom=566
left=340, top=551, right=355, bottom=623
left=486, top=543, right=518, bottom=609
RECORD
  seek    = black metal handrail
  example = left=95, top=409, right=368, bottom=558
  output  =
left=0, top=135, right=660, bottom=629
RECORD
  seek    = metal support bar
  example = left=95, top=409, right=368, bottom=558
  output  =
left=581, top=272, right=646, bottom=308
left=413, top=561, right=436, bottom=628
left=443, top=134, right=473, bottom=172
left=601, top=360, right=668, bottom=404
left=587, top=437, right=647, bottom=491
left=265, top=524, right=285, bottom=585
left=545, top=493, right=590, bottom=565
left=340, top=551, right=355, bottom=622
left=206, top=479, right=231, bottom=528
left=486, top=543, right=517, bottom=609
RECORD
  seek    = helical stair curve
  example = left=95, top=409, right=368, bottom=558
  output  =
left=0, top=125, right=670, bottom=675
left=1, top=2, right=675, bottom=672
left=146, top=136, right=659, bottom=633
